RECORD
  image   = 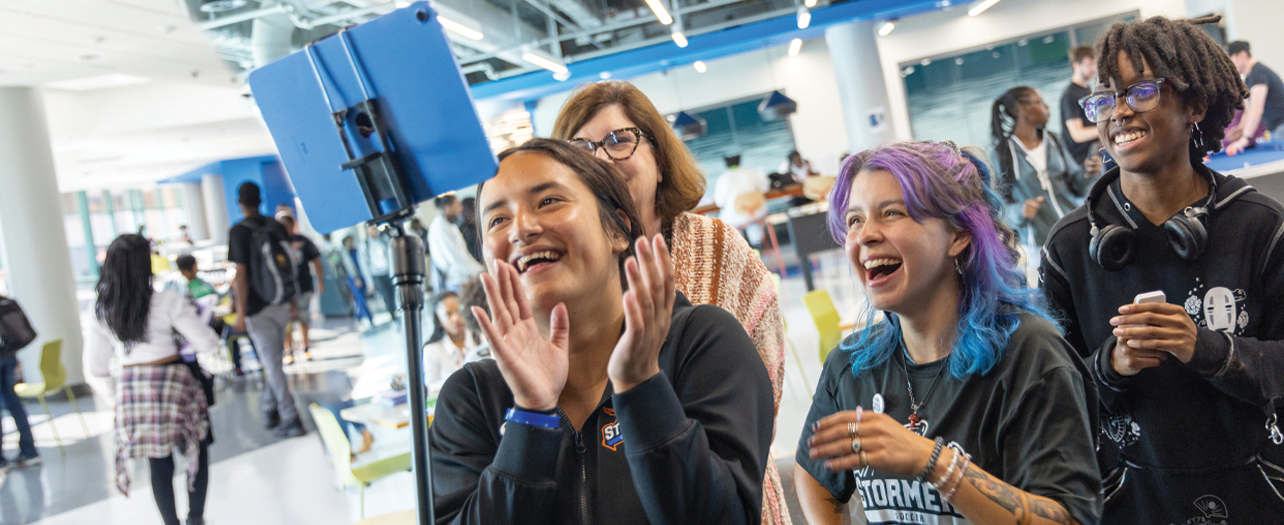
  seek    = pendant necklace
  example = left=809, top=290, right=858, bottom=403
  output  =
left=901, top=348, right=948, bottom=426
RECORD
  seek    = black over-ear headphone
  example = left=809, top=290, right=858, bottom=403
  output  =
left=1085, top=167, right=1214, bottom=271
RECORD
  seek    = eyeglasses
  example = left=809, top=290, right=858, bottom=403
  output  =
left=1079, top=78, right=1166, bottom=123
left=568, top=127, right=649, bottom=160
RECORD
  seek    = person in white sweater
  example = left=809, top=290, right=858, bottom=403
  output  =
left=83, top=234, right=220, bottom=525
left=422, top=290, right=485, bottom=391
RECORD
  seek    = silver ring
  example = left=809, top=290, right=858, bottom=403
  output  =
left=847, top=422, right=857, bottom=438
left=850, top=436, right=862, bottom=454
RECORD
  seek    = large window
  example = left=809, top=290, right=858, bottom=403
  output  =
left=64, top=187, right=191, bottom=281
left=901, top=13, right=1138, bottom=150
left=679, top=94, right=798, bottom=198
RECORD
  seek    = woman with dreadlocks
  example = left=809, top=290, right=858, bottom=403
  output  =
left=990, top=87, right=1099, bottom=247
left=1040, top=15, right=1284, bottom=523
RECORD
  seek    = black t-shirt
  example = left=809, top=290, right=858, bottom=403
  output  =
left=1060, top=81, right=1095, bottom=164
left=795, top=314, right=1101, bottom=525
left=228, top=215, right=290, bottom=316
left=1246, top=62, right=1284, bottom=131
left=292, top=234, right=321, bottom=293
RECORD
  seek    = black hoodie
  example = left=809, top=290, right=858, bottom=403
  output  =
left=1041, top=166, right=1284, bottom=524
left=427, top=291, right=773, bottom=525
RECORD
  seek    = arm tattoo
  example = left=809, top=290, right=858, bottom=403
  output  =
left=1030, top=499, right=1074, bottom=525
left=825, top=495, right=846, bottom=515
left=963, top=465, right=1075, bottom=525
left=963, top=464, right=1032, bottom=524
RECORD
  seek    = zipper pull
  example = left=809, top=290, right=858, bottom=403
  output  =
left=574, top=430, right=587, bottom=454
left=1268, top=399, right=1283, bottom=445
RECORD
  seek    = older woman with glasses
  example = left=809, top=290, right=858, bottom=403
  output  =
left=551, top=80, right=789, bottom=525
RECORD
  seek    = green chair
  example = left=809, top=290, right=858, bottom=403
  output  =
left=15, top=339, right=89, bottom=452
left=308, top=404, right=411, bottom=519
left=803, top=290, right=844, bottom=365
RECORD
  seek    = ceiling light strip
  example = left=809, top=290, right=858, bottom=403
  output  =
left=439, top=16, right=484, bottom=40
left=968, top=0, right=1002, bottom=17
left=645, top=0, right=674, bottom=25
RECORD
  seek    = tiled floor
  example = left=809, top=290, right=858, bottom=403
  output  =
left=1, top=248, right=864, bottom=525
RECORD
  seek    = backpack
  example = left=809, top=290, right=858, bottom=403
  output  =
left=245, top=218, right=299, bottom=306
left=0, top=296, right=37, bottom=355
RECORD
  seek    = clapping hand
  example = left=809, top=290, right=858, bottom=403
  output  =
left=473, top=261, right=569, bottom=411
left=608, top=234, right=676, bottom=393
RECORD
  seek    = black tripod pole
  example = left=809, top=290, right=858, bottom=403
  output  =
left=390, top=228, right=435, bottom=525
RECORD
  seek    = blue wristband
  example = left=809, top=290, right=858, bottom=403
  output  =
left=505, top=408, right=560, bottom=429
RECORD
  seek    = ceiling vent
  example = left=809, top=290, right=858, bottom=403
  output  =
left=758, top=90, right=797, bottom=121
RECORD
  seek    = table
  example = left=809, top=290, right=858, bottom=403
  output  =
left=691, top=185, right=805, bottom=215
left=785, top=203, right=842, bottom=292
left=1204, top=142, right=1284, bottom=179
left=341, top=402, right=433, bottom=430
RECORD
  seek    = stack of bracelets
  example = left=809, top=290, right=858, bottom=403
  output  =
left=918, top=439, right=972, bottom=503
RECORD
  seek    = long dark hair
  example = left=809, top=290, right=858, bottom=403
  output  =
left=426, top=291, right=459, bottom=344
left=990, top=86, right=1038, bottom=202
left=95, top=234, right=154, bottom=345
left=483, top=138, right=646, bottom=289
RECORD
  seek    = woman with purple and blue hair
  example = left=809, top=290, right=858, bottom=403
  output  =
left=794, top=141, right=1101, bottom=525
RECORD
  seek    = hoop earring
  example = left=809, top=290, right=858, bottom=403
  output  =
left=1192, top=122, right=1206, bottom=149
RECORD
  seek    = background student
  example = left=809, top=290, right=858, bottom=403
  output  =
left=1226, top=40, right=1284, bottom=154
left=1061, top=46, right=1102, bottom=169
left=991, top=86, right=1100, bottom=248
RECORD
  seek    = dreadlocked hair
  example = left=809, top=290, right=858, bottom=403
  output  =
left=989, top=86, right=1037, bottom=203
left=1095, top=15, right=1247, bottom=161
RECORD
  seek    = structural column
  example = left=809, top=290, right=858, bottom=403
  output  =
left=0, top=87, right=84, bottom=384
left=825, top=20, right=899, bottom=153
left=181, top=182, right=210, bottom=242
left=201, top=174, right=229, bottom=245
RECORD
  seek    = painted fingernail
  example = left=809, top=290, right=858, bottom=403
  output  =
left=824, top=461, right=833, bottom=472
left=807, top=437, right=814, bottom=446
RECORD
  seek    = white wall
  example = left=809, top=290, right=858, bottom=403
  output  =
left=1222, top=0, right=1284, bottom=75
left=874, top=0, right=1190, bottom=141
left=43, top=81, right=276, bottom=192
left=531, top=37, right=851, bottom=175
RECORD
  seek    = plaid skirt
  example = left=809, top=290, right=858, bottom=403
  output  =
left=114, top=362, right=209, bottom=496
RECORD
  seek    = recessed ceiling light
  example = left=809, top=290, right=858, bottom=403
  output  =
left=44, top=74, right=152, bottom=91
left=200, top=0, right=248, bottom=13
left=79, top=54, right=100, bottom=61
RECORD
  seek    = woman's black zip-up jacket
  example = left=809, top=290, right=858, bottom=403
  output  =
left=428, top=291, right=774, bottom=525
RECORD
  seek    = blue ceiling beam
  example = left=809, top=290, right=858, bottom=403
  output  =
left=469, top=0, right=950, bottom=102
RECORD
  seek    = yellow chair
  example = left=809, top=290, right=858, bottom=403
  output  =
left=803, top=290, right=844, bottom=365
left=15, top=339, right=90, bottom=452
left=309, top=404, right=412, bottom=519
